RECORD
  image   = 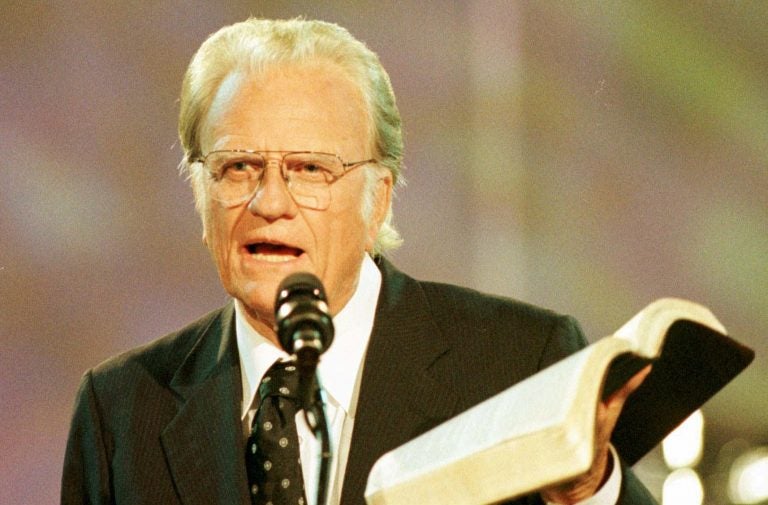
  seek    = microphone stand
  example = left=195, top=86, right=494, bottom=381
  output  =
left=304, top=373, right=331, bottom=505
left=295, top=328, right=332, bottom=505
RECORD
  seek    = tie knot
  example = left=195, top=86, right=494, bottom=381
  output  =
left=258, top=361, right=300, bottom=402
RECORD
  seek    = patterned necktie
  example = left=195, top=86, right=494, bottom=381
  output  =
left=246, top=361, right=307, bottom=505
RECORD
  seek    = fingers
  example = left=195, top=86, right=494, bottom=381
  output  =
left=604, top=364, right=652, bottom=408
left=596, top=364, right=653, bottom=447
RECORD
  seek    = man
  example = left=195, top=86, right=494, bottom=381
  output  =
left=62, top=18, right=656, bottom=505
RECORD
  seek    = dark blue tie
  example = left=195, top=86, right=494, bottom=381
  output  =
left=245, top=361, right=307, bottom=505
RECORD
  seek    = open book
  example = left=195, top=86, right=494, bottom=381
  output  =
left=364, top=298, right=755, bottom=505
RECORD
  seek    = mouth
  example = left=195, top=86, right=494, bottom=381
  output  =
left=244, top=241, right=305, bottom=263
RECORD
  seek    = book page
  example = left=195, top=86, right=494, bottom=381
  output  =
left=366, top=338, right=630, bottom=504
left=612, top=298, right=726, bottom=356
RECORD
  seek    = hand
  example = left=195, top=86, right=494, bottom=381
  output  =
left=540, top=365, right=652, bottom=504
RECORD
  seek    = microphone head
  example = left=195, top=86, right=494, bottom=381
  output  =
left=276, top=272, right=327, bottom=304
left=274, top=272, right=334, bottom=356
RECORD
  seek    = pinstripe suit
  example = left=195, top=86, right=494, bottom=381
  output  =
left=62, top=258, right=656, bottom=505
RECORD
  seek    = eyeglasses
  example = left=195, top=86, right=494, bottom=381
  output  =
left=193, top=150, right=375, bottom=210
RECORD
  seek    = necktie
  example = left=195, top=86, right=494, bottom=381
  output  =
left=246, top=361, right=307, bottom=505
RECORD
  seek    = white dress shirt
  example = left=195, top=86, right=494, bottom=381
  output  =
left=235, top=254, right=621, bottom=505
left=236, top=254, right=380, bottom=505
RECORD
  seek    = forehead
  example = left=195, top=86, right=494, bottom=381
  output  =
left=200, top=60, right=371, bottom=155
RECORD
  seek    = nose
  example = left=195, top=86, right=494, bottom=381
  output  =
left=246, top=162, right=298, bottom=220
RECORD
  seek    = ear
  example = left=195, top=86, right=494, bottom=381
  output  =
left=365, top=169, right=393, bottom=252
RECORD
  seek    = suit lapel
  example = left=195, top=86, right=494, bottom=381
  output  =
left=341, top=259, right=458, bottom=505
left=160, top=303, right=251, bottom=505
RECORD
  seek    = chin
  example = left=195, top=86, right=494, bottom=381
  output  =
left=237, top=280, right=278, bottom=312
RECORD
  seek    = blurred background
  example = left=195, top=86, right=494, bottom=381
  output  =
left=1, top=1, right=765, bottom=503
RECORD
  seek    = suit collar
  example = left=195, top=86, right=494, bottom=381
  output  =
left=161, top=302, right=251, bottom=505
left=166, top=302, right=238, bottom=397
left=341, top=257, right=458, bottom=505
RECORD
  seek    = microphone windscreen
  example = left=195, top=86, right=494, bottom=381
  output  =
left=276, top=272, right=327, bottom=306
left=274, top=272, right=334, bottom=356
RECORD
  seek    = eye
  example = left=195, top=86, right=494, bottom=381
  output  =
left=219, top=157, right=262, bottom=180
left=284, top=154, right=336, bottom=183
left=288, top=159, right=326, bottom=173
left=301, top=163, right=322, bottom=173
left=293, top=162, right=330, bottom=183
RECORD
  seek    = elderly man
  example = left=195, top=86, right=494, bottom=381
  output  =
left=62, top=18, right=656, bottom=505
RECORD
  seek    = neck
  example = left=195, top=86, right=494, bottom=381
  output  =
left=237, top=256, right=369, bottom=348
left=240, top=304, right=280, bottom=347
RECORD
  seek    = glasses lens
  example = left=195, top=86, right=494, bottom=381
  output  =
left=206, top=152, right=265, bottom=207
left=283, top=153, right=340, bottom=210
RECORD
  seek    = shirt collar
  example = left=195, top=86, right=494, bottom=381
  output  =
left=236, top=254, right=382, bottom=421
left=235, top=302, right=288, bottom=421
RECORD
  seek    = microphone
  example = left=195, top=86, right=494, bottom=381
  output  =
left=274, top=273, right=333, bottom=505
left=274, top=272, right=335, bottom=384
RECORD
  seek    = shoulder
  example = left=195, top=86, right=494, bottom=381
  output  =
left=377, top=257, right=584, bottom=351
left=422, top=280, right=585, bottom=362
left=377, top=261, right=590, bottom=406
left=87, top=304, right=230, bottom=391
left=377, top=257, right=587, bottom=372
left=378, top=255, right=567, bottom=331
left=419, top=280, right=568, bottom=332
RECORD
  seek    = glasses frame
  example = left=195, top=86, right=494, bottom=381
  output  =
left=191, top=149, right=376, bottom=209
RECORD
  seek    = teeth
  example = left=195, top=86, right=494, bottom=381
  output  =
left=250, top=252, right=296, bottom=263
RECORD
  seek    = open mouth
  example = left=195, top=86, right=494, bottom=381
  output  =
left=245, top=242, right=304, bottom=263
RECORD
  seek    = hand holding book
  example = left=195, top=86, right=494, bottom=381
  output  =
left=541, top=365, right=652, bottom=504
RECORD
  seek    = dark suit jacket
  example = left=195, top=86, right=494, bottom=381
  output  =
left=62, top=258, right=657, bottom=505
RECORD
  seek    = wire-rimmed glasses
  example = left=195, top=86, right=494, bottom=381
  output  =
left=193, top=150, right=375, bottom=210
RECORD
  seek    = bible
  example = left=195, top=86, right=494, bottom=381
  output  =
left=364, top=298, right=755, bottom=505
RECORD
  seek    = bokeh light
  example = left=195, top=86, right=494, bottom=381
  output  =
left=663, top=410, right=704, bottom=469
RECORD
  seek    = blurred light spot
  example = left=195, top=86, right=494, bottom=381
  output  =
left=662, top=468, right=704, bottom=505
left=729, top=447, right=768, bottom=504
left=663, top=410, right=704, bottom=469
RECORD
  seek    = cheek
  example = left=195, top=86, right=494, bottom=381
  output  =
left=204, top=207, right=236, bottom=257
left=335, top=216, right=369, bottom=271
left=336, top=201, right=368, bottom=240
left=312, top=199, right=368, bottom=260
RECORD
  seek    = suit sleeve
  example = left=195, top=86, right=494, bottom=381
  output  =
left=61, top=370, right=114, bottom=505
left=617, top=458, right=659, bottom=505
